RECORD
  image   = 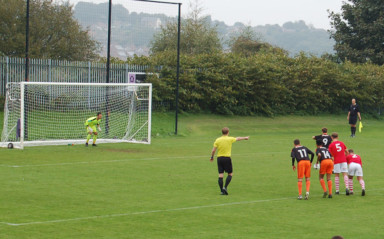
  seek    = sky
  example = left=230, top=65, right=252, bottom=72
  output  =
left=67, top=0, right=344, bottom=30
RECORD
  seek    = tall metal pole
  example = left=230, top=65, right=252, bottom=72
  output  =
left=24, top=0, right=30, bottom=141
left=134, top=0, right=181, bottom=135
left=105, top=0, right=112, bottom=134
left=25, top=0, right=30, bottom=82
left=175, top=3, right=181, bottom=135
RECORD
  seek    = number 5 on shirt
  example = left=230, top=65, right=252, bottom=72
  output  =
left=336, top=143, right=342, bottom=152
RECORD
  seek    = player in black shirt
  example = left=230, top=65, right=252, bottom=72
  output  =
left=315, top=140, right=334, bottom=198
left=312, top=127, right=332, bottom=148
left=291, top=139, right=314, bottom=200
left=347, top=98, right=361, bottom=137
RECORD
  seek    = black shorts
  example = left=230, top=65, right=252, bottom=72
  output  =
left=217, top=157, right=233, bottom=174
left=349, top=116, right=357, bottom=125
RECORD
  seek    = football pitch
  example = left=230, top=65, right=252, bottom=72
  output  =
left=0, top=112, right=383, bottom=239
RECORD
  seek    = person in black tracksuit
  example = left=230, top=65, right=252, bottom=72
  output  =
left=347, top=99, right=361, bottom=137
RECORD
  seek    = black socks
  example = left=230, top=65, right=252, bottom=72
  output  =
left=218, top=177, right=223, bottom=191
left=219, top=176, right=232, bottom=192
left=225, top=175, right=232, bottom=188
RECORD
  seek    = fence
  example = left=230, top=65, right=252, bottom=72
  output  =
left=0, top=56, right=175, bottom=112
left=0, top=56, right=150, bottom=96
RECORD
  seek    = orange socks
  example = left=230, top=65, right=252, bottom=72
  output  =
left=297, top=180, right=311, bottom=195
left=320, top=179, right=333, bottom=194
left=298, top=181, right=303, bottom=195
left=298, top=181, right=311, bottom=195
left=328, top=180, right=333, bottom=194
left=306, top=180, right=310, bottom=192
left=320, top=179, right=327, bottom=192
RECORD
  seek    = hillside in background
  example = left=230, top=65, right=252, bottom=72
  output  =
left=74, top=2, right=334, bottom=59
left=218, top=19, right=334, bottom=56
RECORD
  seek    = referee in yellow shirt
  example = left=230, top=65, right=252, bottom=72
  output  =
left=210, top=127, right=249, bottom=195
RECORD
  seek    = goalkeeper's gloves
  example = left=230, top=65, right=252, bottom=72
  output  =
left=87, top=126, right=93, bottom=133
left=98, top=126, right=102, bottom=132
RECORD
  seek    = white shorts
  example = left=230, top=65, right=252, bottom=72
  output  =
left=333, top=162, right=348, bottom=173
left=348, top=162, right=363, bottom=176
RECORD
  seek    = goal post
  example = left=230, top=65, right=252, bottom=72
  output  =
left=1, top=82, right=152, bottom=149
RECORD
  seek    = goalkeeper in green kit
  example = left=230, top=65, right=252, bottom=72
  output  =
left=85, top=112, right=102, bottom=146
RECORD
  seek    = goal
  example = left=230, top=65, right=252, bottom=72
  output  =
left=0, top=82, right=152, bottom=149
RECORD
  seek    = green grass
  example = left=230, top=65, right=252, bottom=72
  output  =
left=0, top=112, right=383, bottom=239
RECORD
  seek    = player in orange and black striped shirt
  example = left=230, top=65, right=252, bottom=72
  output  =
left=315, top=139, right=334, bottom=198
left=291, top=139, right=314, bottom=200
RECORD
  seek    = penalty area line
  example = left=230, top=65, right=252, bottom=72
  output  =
left=0, top=152, right=286, bottom=168
left=2, top=197, right=293, bottom=226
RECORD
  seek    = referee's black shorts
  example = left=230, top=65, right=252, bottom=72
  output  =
left=349, top=116, right=357, bottom=125
left=217, top=157, right=233, bottom=174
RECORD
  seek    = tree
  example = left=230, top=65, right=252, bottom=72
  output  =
left=150, top=0, right=222, bottom=55
left=329, top=0, right=384, bottom=65
left=0, top=0, right=99, bottom=61
left=229, top=25, right=287, bottom=57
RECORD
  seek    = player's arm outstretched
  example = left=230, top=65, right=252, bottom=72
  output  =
left=236, top=136, right=250, bottom=141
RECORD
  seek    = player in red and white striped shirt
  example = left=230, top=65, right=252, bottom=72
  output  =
left=346, top=149, right=366, bottom=196
left=328, top=132, right=349, bottom=195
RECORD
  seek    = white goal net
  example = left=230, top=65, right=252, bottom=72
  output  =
left=1, top=82, right=152, bottom=149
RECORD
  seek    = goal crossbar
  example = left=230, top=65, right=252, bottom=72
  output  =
left=17, top=82, right=153, bottom=86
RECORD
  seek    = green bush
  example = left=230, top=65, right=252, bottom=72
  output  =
left=127, top=51, right=384, bottom=116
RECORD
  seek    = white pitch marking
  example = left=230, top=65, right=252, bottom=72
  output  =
left=1, top=197, right=293, bottom=226
left=0, top=152, right=286, bottom=168
left=1, top=189, right=383, bottom=227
